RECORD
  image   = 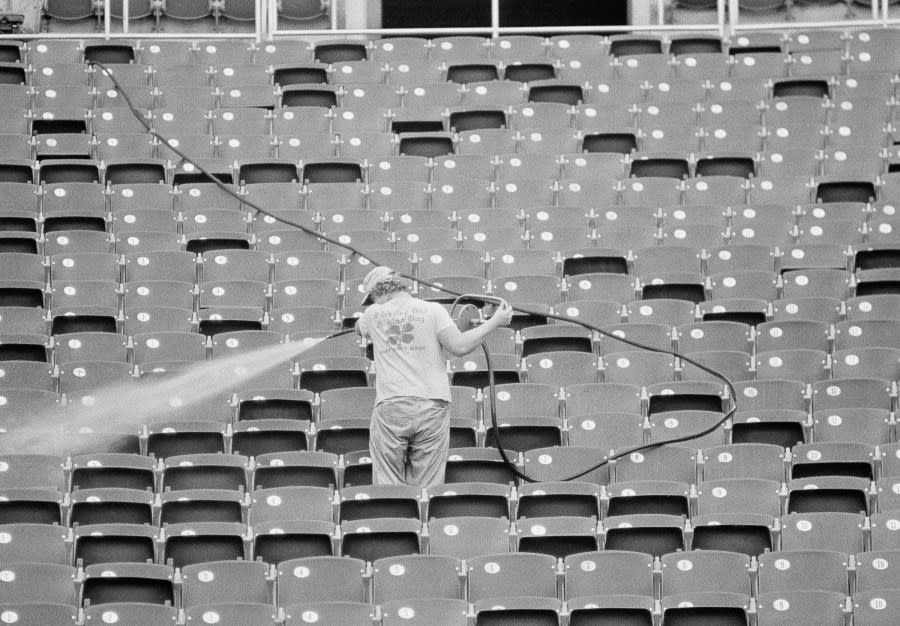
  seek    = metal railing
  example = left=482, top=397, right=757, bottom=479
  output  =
left=725, top=0, right=883, bottom=32
left=3, top=0, right=900, bottom=40
left=271, top=0, right=727, bottom=38
left=270, top=0, right=895, bottom=39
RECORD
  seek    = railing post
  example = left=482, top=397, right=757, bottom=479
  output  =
left=269, top=0, right=277, bottom=39
left=254, top=0, right=262, bottom=41
left=728, top=0, right=739, bottom=37
left=717, top=0, right=726, bottom=38
left=491, top=0, right=500, bottom=38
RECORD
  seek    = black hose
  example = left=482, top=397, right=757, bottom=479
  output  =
left=472, top=298, right=734, bottom=483
left=91, top=59, right=738, bottom=483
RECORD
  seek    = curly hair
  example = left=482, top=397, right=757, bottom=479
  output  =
left=369, top=275, right=408, bottom=300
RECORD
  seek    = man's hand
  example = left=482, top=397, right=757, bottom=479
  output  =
left=439, top=298, right=515, bottom=356
left=489, top=299, right=514, bottom=327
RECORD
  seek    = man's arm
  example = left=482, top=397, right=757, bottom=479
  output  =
left=355, top=313, right=368, bottom=338
left=438, top=301, right=514, bottom=357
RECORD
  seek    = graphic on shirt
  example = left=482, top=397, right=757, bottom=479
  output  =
left=375, top=309, right=426, bottom=353
left=387, top=321, right=415, bottom=347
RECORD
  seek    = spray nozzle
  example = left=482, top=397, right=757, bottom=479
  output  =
left=449, top=295, right=510, bottom=331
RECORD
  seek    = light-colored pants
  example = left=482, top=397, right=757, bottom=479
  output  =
left=369, top=396, right=450, bottom=488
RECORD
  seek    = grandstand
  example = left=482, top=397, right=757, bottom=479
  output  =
left=2, top=0, right=900, bottom=624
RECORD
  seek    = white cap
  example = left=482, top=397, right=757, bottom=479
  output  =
left=360, top=265, right=396, bottom=305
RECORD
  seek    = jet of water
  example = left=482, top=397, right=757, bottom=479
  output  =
left=2, top=336, right=333, bottom=455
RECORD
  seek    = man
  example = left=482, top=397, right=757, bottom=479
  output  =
left=356, top=265, right=514, bottom=487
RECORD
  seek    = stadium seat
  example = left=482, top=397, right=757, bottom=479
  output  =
left=0, top=603, right=78, bottom=625
left=372, top=554, right=463, bottom=603
left=339, top=517, right=422, bottom=562
left=69, top=487, right=154, bottom=526
left=466, top=552, right=558, bottom=603
left=427, top=515, right=511, bottom=559
left=659, top=592, right=752, bottom=626
left=427, top=482, right=510, bottom=519
left=661, top=550, right=751, bottom=596
left=755, top=590, right=848, bottom=626
left=521, top=446, right=608, bottom=486
left=274, top=556, right=365, bottom=605
left=602, top=513, right=686, bottom=556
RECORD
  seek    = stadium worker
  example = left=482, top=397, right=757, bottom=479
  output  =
left=356, top=266, right=514, bottom=487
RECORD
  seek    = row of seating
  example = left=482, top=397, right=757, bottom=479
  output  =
left=7, top=49, right=898, bottom=88
left=0, top=244, right=883, bottom=285
left=12, top=62, right=895, bottom=97
left=12, top=30, right=900, bottom=65
left=1, top=592, right=894, bottom=626
left=1, top=267, right=879, bottom=303
left=0, top=161, right=895, bottom=198
left=9, top=302, right=898, bottom=349
left=0, top=406, right=862, bottom=457
left=0, top=511, right=893, bottom=565
left=0, top=165, right=890, bottom=215
left=7, top=550, right=900, bottom=605
left=5, top=207, right=895, bottom=252
left=9, top=127, right=899, bottom=164
left=0, top=348, right=887, bottom=399
left=3, top=247, right=894, bottom=294
left=7, top=58, right=900, bottom=97
left=4, top=329, right=899, bottom=383
left=107, top=364, right=892, bottom=416
left=12, top=480, right=899, bottom=530
left=7, top=79, right=896, bottom=120
left=4, top=276, right=895, bottom=335
left=0, top=404, right=886, bottom=458
left=18, top=547, right=900, bottom=604
left=7, top=553, right=900, bottom=625
left=3, top=373, right=894, bottom=448
left=6, top=158, right=892, bottom=192
left=1, top=331, right=896, bottom=393
left=8, top=86, right=900, bottom=142
left=3, top=103, right=892, bottom=150
left=4, top=438, right=887, bottom=484
left=1, top=177, right=887, bottom=209
left=1, top=97, right=895, bottom=140
left=3, top=212, right=886, bottom=247
left=2, top=247, right=882, bottom=283
left=10, top=467, right=900, bottom=519
left=21, top=54, right=900, bottom=81
left=4, top=401, right=891, bottom=454
left=10, top=435, right=900, bottom=485
left=0, top=157, right=892, bottom=199
left=12, top=223, right=900, bottom=261
left=4, top=73, right=897, bottom=114
left=3, top=164, right=893, bottom=195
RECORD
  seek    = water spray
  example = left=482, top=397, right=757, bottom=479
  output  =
left=4, top=330, right=353, bottom=455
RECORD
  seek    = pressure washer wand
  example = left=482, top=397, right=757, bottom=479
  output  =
left=449, top=294, right=510, bottom=332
